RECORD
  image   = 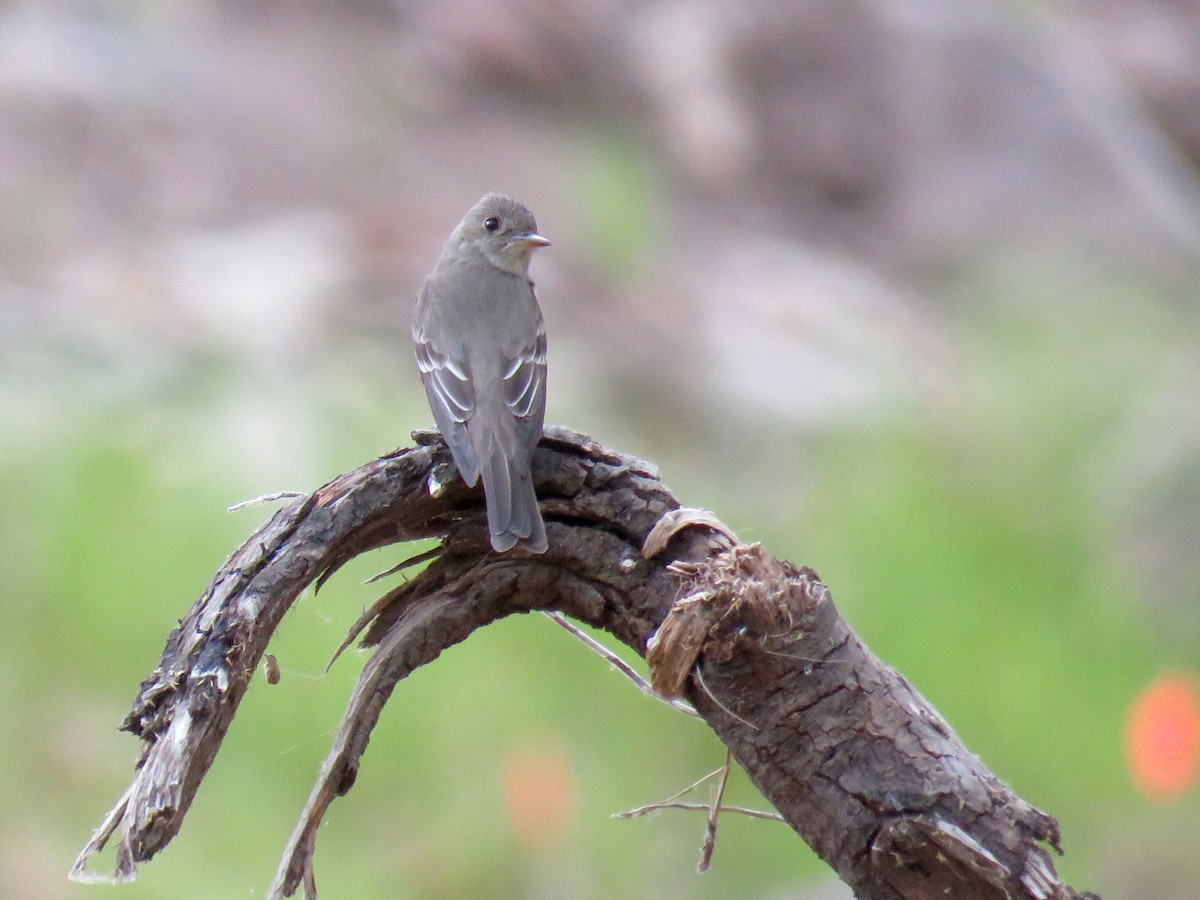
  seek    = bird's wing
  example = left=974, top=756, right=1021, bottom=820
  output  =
left=501, top=310, right=547, bottom=456
left=414, top=322, right=480, bottom=482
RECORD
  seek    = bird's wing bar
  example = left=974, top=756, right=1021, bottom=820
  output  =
left=415, top=336, right=475, bottom=423
left=502, top=324, right=546, bottom=421
left=414, top=331, right=481, bottom=482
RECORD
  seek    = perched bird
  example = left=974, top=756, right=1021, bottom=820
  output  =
left=413, top=194, right=551, bottom=553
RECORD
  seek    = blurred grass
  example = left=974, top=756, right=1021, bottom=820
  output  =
left=574, top=130, right=662, bottom=278
left=1, top=291, right=1195, bottom=899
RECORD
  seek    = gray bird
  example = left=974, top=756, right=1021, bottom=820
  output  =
left=413, top=194, right=550, bottom=553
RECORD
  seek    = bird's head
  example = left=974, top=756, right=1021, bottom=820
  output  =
left=455, top=193, right=550, bottom=277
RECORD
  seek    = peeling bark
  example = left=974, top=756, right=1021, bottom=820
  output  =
left=72, top=427, right=1098, bottom=900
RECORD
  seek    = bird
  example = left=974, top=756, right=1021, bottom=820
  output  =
left=412, top=194, right=551, bottom=553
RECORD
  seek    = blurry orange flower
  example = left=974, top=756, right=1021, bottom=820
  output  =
left=502, top=733, right=576, bottom=848
left=1126, top=671, right=1200, bottom=801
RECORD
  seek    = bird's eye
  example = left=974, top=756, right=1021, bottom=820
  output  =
left=483, top=216, right=500, bottom=233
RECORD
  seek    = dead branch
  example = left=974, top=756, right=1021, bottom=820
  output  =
left=72, top=426, right=1098, bottom=900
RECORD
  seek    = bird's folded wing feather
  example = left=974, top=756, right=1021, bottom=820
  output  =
left=414, top=326, right=480, bottom=480
left=502, top=318, right=547, bottom=453
left=415, top=334, right=475, bottom=422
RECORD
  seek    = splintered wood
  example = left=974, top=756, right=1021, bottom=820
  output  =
left=647, top=544, right=814, bottom=698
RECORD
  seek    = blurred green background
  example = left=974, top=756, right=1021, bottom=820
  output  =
left=3, top=2, right=1199, bottom=898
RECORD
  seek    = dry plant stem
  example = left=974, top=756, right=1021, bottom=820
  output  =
left=542, top=611, right=700, bottom=718
left=75, top=427, right=1098, bottom=900
left=363, top=545, right=442, bottom=585
left=698, top=748, right=733, bottom=872
left=227, top=490, right=307, bottom=512
left=615, top=801, right=784, bottom=823
left=612, top=746, right=785, bottom=869
left=613, top=764, right=727, bottom=818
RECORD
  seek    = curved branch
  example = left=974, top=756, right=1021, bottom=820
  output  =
left=72, top=427, right=1098, bottom=900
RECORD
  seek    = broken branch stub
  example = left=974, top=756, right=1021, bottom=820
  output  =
left=74, top=426, right=1097, bottom=900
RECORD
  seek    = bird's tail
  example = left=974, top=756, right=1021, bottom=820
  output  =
left=481, top=445, right=547, bottom=553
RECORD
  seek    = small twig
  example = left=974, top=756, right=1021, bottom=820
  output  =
left=760, top=646, right=854, bottom=665
left=694, top=665, right=758, bottom=730
left=616, top=765, right=727, bottom=818
left=364, top=546, right=442, bottom=584
left=326, top=589, right=402, bottom=673
left=543, top=612, right=700, bottom=718
left=609, top=753, right=787, bottom=830
left=698, top=749, right=733, bottom=872
left=326, top=549, right=445, bottom=672
left=612, top=749, right=782, bottom=871
left=227, top=491, right=307, bottom=513
left=613, top=801, right=784, bottom=823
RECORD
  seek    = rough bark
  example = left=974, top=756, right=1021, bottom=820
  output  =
left=71, top=426, right=1098, bottom=900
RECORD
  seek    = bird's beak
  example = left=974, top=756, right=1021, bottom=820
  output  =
left=520, top=233, right=551, bottom=248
